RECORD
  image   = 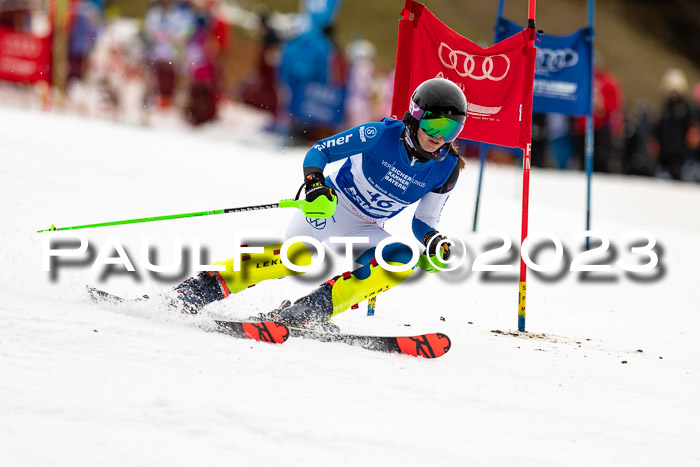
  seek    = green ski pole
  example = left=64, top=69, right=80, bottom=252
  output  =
left=37, top=196, right=337, bottom=233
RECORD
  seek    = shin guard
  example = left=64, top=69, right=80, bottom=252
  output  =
left=328, top=259, right=414, bottom=316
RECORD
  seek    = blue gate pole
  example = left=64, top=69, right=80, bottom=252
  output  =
left=584, top=116, right=593, bottom=249
left=584, top=0, right=596, bottom=249
left=473, top=0, right=506, bottom=233
left=472, top=143, right=487, bottom=231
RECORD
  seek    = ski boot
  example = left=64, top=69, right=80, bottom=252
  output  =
left=168, top=271, right=228, bottom=314
left=255, top=258, right=415, bottom=331
left=168, top=242, right=311, bottom=314
left=255, top=283, right=340, bottom=333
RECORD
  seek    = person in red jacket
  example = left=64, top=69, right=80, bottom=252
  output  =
left=572, top=66, right=625, bottom=173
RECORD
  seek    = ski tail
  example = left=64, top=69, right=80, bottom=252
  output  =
left=396, top=333, right=451, bottom=358
left=215, top=320, right=289, bottom=344
left=87, top=286, right=289, bottom=344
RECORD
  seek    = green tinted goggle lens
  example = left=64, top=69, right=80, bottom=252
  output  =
left=419, top=113, right=464, bottom=143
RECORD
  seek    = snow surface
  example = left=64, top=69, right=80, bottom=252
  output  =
left=1, top=102, right=699, bottom=466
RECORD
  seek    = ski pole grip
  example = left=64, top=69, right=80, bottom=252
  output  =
left=279, top=196, right=337, bottom=218
left=416, top=254, right=448, bottom=273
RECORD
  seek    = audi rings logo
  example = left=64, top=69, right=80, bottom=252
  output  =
left=536, top=48, right=579, bottom=74
left=438, top=43, right=510, bottom=81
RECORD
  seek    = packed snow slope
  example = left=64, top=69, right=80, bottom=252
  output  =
left=1, top=104, right=699, bottom=467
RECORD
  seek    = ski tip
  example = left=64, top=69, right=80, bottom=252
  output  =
left=241, top=321, right=290, bottom=344
left=396, top=333, right=451, bottom=358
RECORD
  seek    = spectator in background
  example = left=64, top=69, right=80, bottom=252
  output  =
left=547, top=113, right=574, bottom=169
left=68, top=0, right=104, bottom=83
left=323, top=24, right=347, bottom=91
left=624, top=105, right=656, bottom=177
left=0, top=0, right=31, bottom=31
left=572, top=65, right=625, bottom=173
left=648, top=68, right=698, bottom=180
left=237, top=10, right=281, bottom=122
left=689, top=83, right=700, bottom=182
left=278, top=23, right=347, bottom=144
left=183, top=1, right=226, bottom=125
left=279, top=27, right=332, bottom=104
left=201, top=0, right=229, bottom=88
left=529, top=113, right=547, bottom=168
left=692, top=83, right=700, bottom=120
left=144, top=0, right=194, bottom=110
left=344, top=39, right=377, bottom=127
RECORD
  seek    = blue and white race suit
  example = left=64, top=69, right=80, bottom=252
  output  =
left=286, top=118, right=460, bottom=266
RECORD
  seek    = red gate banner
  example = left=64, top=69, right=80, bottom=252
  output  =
left=0, top=26, right=52, bottom=83
left=391, top=1, right=536, bottom=149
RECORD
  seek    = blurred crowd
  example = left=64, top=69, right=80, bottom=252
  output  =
left=235, top=8, right=391, bottom=143
left=142, top=0, right=229, bottom=124
left=1, top=1, right=699, bottom=183
left=1, top=0, right=393, bottom=130
left=460, top=65, right=700, bottom=183
left=524, top=66, right=700, bottom=183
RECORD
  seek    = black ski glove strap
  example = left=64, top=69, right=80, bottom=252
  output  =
left=304, top=171, right=335, bottom=202
left=423, top=230, right=451, bottom=261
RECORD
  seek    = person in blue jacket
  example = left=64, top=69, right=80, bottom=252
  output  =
left=169, top=78, right=467, bottom=326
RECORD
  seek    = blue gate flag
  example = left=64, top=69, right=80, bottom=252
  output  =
left=495, top=17, right=593, bottom=116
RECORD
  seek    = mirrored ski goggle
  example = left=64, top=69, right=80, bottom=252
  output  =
left=419, top=112, right=465, bottom=143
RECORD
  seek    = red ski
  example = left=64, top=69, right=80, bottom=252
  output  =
left=289, top=328, right=451, bottom=359
left=215, top=320, right=289, bottom=344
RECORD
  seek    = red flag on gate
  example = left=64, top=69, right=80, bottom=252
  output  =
left=391, top=1, right=536, bottom=149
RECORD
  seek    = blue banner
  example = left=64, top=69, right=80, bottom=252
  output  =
left=288, top=81, right=346, bottom=127
left=495, top=17, right=593, bottom=116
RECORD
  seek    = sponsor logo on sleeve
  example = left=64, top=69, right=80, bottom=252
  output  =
left=313, top=134, right=353, bottom=151
left=359, top=125, right=377, bottom=143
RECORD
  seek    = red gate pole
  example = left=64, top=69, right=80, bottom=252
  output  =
left=390, top=0, right=418, bottom=119
left=518, top=0, right=537, bottom=332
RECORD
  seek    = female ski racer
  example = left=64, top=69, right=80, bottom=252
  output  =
left=169, top=78, right=468, bottom=326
